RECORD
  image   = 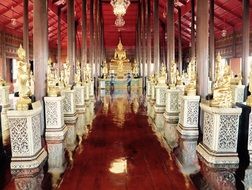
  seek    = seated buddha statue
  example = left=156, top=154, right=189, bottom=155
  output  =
left=185, top=58, right=197, bottom=96
left=112, top=38, right=129, bottom=62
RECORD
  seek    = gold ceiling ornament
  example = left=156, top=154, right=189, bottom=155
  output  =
left=16, top=44, right=31, bottom=110
left=211, top=53, right=232, bottom=108
left=110, top=0, right=130, bottom=17
left=185, top=57, right=197, bottom=96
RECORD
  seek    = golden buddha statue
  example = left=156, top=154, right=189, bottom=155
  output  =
left=112, top=38, right=129, bottom=62
left=63, top=59, right=71, bottom=89
left=75, top=60, right=82, bottom=86
left=169, top=61, right=177, bottom=88
left=185, top=58, right=197, bottom=96
left=0, top=77, right=6, bottom=86
left=110, top=38, right=131, bottom=78
left=16, top=44, right=31, bottom=110
left=211, top=54, right=232, bottom=108
left=176, top=69, right=182, bottom=86
left=132, top=60, right=139, bottom=78
left=102, top=60, right=108, bottom=79
left=246, top=63, right=252, bottom=106
left=158, top=63, right=167, bottom=84
left=47, top=59, right=60, bottom=97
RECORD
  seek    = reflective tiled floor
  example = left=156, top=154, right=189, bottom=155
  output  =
left=1, top=89, right=252, bottom=189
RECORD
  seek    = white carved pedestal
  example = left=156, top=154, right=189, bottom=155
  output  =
left=177, top=96, right=200, bottom=137
left=99, top=79, right=106, bottom=90
left=0, top=85, right=10, bottom=144
left=89, top=80, right=95, bottom=101
left=44, top=96, right=67, bottom=176
left=197, top=103, right=242, bottom=166
left=151, top=82, right=156, bottom=103
left=231, top=84, right=245, bottom=104
left=149, top=82, right=156, bottom=120
left=248, top=111, right=252, bottom=162
left=176, top=85, right=185, bottom=110
left=63, top=89, right=78, bottom=161
left=163, top=88, right=180, bottom=149
left=7, top=104, right=47, bottom=181
left=153, top=84, right=167, bottom=133
left=146, top=80, right=151, bottom=100
left=75, top=85, right=87, bottom=144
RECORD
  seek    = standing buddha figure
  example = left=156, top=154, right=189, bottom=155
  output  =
left=170, top=61, right=177, bottom=88
left=16, top=44, right=31, bottom=110
left=75, top=60, right=82, bottom=86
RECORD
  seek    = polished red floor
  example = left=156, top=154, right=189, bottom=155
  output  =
left=58, top=96, right=196, bottom=190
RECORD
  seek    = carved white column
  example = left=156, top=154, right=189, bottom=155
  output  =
left=231, top=84, right=245, bottom=104
left=7, top=103, right=47, bottom=176
left=163, top=88, right=180, bottom=149
left=154, top=83, right=167, bottom=113
left=197, top=103, right=242, bottom=165
left=44, top=96, right=67, bottom=175
left=177, top=96, right=200, bottom=137
left=74, top=85, right=87, bottom=144
left=248, top=111, right=252, bottom=162
left=89, top=80, right=95, bottom=101
left=0, top=85, right=10, bottom=143
left=63, top=89, right=78, bottom=161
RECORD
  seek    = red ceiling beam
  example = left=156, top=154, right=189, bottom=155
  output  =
left=215, top=0, right=242, bottom=20
left=0, top=0, right=22, bottom=15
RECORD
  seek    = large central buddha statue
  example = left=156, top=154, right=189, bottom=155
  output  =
left=110, top=38, right=131, bottom=78
left=112, top=38, right=129, bottom=62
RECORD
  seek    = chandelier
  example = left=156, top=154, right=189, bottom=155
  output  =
left=115, top=16, right=125, bottom=27
left=110, top=0, right=130, bottom=17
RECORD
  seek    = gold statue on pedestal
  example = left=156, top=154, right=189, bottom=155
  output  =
left=132, top=60, right=139, bottom=78
left=110, top=38, right=131, bottom=78
left=169, top=61, right=177, bottom=89
left=63, top=59, right=71, bottom=89
left=246, top=63, right=252, bottom=106
left=185, top=58, right=197, bottom=96
left=102, top=60, right=108, bottom=79
left=0, top=77, right=6, bottom=86
left=16, top=45, right=31, bottom=110
left=158, top=63, right=167, bottom=84
left=47, top=58, right=60, bottom=97
left=75, top=60, right=82, bottom=86
left=83, top=64, right=91, bottom=83
left=211, top=53, right=232, bottom=108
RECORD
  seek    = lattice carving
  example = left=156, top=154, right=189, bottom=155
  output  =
left=170, top=92, right=179, bottom=112
left=32, top=115, right=41, bottom=153
left=64, top=93, right=71, bottom=113
left=179, top=99, right=185, bottom=124
left=186, top=101, right=199, bottom=126
left=218, top=115, right=239, bottom=151
left=46, top=101, right=58, bottom=126
left=159, top=88, right=166, bottom=105
left=75, top=88, right=82, bottom=105
left=10, top=118, right=29, bottom=155
left=203, top=112, right=214, bottom=149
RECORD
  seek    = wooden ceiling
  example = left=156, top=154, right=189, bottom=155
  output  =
left=0, top=0, right=251, bottom=53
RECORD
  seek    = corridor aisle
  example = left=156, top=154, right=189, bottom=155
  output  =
left=59, top=95, right=196, bottom=190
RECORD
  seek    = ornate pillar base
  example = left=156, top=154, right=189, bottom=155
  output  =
left=196, top=103, right=242, bottom=166
left=7, top=104, right=47, bottom=180
left=63, top=90, right=78, bottom=162
left=163, top=89, right=180, bottom=149
left=0, top=85, right=10, bottom=145
left=75, top=86, right=87, bottom=144
left=154, top=83, right=167, bottom=113
left=146, top=80, right=151, bottom=100
left=175, top=137, right=200, bottom=175
left=44, top=96, right=67, bottom=176
left=89, top=80, right=95, bottom=101
left=231, top=84, right=245, bottom=104
left=248, top=109, right=252, bottom=162
left=176, top=96, right=200, bottom=137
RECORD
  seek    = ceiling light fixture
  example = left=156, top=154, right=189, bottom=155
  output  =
left=110, top=0, right=130, bottom=17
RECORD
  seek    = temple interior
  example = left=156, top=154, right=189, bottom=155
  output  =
left=1, top=0, right=252, bottom=189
